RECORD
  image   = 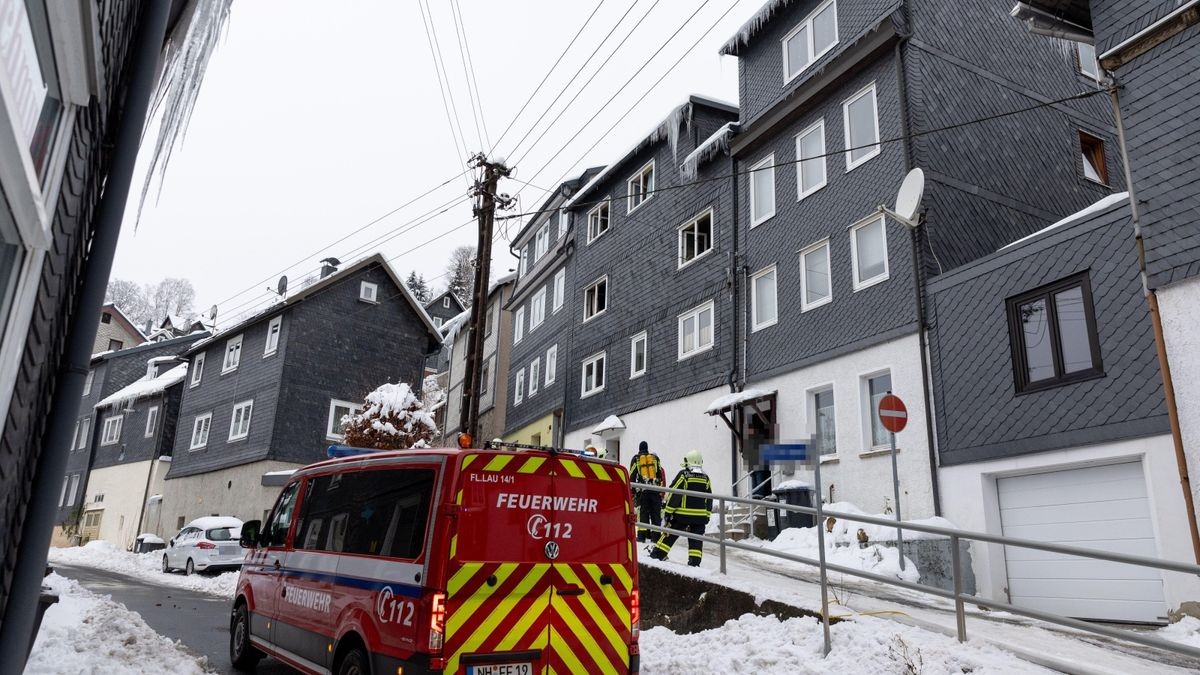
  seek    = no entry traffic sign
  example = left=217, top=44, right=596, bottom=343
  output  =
left=878, top=393, right=908, bottom=433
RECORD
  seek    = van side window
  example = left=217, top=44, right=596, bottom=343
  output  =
left=265, top=481, right=300, bottom=547
left=296, top=469, right=434, bottom=559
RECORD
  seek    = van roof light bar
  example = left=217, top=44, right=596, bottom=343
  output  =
left=326, top=444, right=385, bottom=458
left=482, top=440, right=597, bottom=457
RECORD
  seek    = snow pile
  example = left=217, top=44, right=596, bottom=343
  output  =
left=1159, top=616, right=1200, bottom=649
left=95, top=363, right=188, bottom=410
left=47, top=542, right=238, bottom=598
left=592, top=415, right=626, bottom=434
left=706, top=388, right=773, bottom=413
left=775, top=479, right=811, bottom=490
left=1000, top=192, right=1129, bottom=251
left=422, top=373, right=447, bottom=409
left=342, top=382, right=439, bottom=450
left=136, top=534, right=165, bottom=545
left=680, top=122, right=736, bottom=180
left=27, top=573, right=213, bottom=674
left=642, top=612, right=1051, bottom=673
left=185, top=516, right=242, bottom=532
left=817, top=502, right=957, bottom=543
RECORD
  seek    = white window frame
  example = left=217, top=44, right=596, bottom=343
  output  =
left=627, top=160, right=655, bottom=213
left=145, top=406, right=159, bottom=438
left=587, top=200, right=611, bottom=244
left=76, top=417, right=90, bottom=450
left=781, top=0, right=839, bottom=82
left=515, top=368, right=525, bottom=405
left=535, top=224, right=550, bottom=261
left=100, top=415, right=122, bottom=446
left=326, top=399, right=361, bottom=441
left=443, top=296, right=451, bottom=309
left=519, top=248, right=529, bottom=277
left=796, top=119, right=828, bottom=199
left=850, top=214, right=889, bottom=291
left=514, top=306, right=525, bottom=343
left=545, top=344, right=557, bottom=385
left=800, top=239, right=833, bottom=311
left=583, top=276, right=608, bottom=322
left=530, top=287, right=547, bottom=331
left=59, top=476, right=69, bottom=507
left=529, top=358, right=540, bottom=397
left=229, top=400, right=254, bottom=441
left=553, top=269, right=565, bottom=312
left=581, top=352, right=606, bottom=398
left=1077, top=42, right=1100, bottom=80
left=630, top=331, right=648, bottom=379
left=221, top=334, right=244, bottom=373
left=678, top=300, right=716, bottom=360
left=433, top=317, right=443, bottom=328
left=860, top=369, right=893, bottom=451
left=189, top=413, right=212, bottom=450
left=749, top=154, right=776, bottom=227
left=82, top=369, right=94, bottom=396
left=190, top=353, right=204, bottom=387
left=359, top=281, right=379, bottom=303
left=677, top=208, right=715, bottom=269
left=67, top=474, right=80, bottom=507
left=751, top=266, right=779, bottom=332
left=558, top=212, right=569, bottom=239
left=481, top=359, right=491, bottom=395
left=843, top=82, right=881, bottom=171
left=264, top=316, right=282, bottom=356
left=808, top=383, right=838, bottom=458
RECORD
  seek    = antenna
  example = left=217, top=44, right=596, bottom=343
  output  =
left=877, top=168, right=925, bottom=229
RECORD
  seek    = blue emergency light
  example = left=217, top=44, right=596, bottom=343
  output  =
left=326, top=444, right=383, bottom=458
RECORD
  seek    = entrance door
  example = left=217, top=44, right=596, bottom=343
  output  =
left=997, top=461, right=1166, bottom=622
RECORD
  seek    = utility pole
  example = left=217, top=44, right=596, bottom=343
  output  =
left=460, top=154, right=512, bottom=441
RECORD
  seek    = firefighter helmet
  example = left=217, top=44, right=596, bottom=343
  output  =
left=683, top=449, right=704, bottom=468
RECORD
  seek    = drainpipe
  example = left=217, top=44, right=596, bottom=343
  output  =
left=0, top=2, right=172, bottom=666
left=893, top=17, right=942, bottom=516
left=1108, top=83, right=1200, bottom=564
left=729, top=155, right=745, bottom=495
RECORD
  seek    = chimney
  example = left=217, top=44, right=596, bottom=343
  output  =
left=320, top=257, right=341, bottom=279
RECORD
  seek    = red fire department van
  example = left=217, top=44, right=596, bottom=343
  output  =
left=229, top=444, right=640, bottom=675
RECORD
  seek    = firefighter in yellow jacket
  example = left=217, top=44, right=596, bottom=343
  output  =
left=649, top=450, right=712, bottom=567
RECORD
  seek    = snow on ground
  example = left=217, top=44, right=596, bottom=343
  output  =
left=1160, top=616, right=1200, bottom=649
left=26, top=573, right=212, bottom=674
left=643, top=612, right=1052, bottom=674
left=47, top=541, right=237, bottom=598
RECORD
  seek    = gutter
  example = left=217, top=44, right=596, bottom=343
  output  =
left=0, top=1, right=172, bottom=666
left=1098, top=0, right=1199, bottom=69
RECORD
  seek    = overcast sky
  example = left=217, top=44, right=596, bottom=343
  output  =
left=112, top=0, right=763, bottom=323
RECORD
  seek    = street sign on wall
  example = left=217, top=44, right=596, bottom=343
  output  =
left=878, top=394, right=908, bottom=434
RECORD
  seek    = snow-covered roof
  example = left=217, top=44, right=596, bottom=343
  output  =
left=592, top=415, right=626, bottom=435
left=1000, top=193, right=1129, bottom=251
left=440, top=307, right=472, bottom=347
left=102, top=303, right=147, bottom=341
left=95, top=363, right=188, bottom=410
left=720, top=0, right=797, bottom=56
left=680, top=122, right=737, bottom=180
left=563, top=95, right=738, bottom=212
left=189, top=253, right=442, bottom=355
left=186, top=516, right=242, bottom=531
left=706, top=388, right=775, bottom=414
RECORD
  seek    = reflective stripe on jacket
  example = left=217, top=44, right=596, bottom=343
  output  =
left=664, top=468, right=712, bottom=522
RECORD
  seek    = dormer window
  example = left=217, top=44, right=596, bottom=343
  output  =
left=782, top=0, right=838, bottom=82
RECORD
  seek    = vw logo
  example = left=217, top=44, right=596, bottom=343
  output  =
left=544, top=540, right=560, bottom=560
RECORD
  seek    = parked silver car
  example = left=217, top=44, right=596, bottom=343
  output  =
left=162, top=516, right=245, bottom=575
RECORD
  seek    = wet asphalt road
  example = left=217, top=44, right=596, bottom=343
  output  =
left=52, top=564, right=295, bottom=675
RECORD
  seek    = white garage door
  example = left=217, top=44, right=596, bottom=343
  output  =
left=998, top=461, right=1166, bottom=623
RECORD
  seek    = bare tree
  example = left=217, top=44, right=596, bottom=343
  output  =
left=444, top=245, right=475, bottom=307
left=105, top=279, right=154, bottom=327
left=148, top=278, right=196, bottom=322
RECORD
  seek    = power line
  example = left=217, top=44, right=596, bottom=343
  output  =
left=451, top=0, right=490, bottom=150
left=486, top=0, right=607, bottom=157
left=500, top=87, right=1110, bottom=223
left=510, top=0, right=714, bottom=170
left=499, top=0, right=645, bottom=161
left=418, top=0, right=472, bottom=171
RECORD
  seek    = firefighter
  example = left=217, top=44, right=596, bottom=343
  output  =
left=650, top=449, right=712, bottom=567
left=629, top=441, right=664, bottom=542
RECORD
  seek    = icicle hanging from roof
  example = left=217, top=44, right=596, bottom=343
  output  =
left=680, top=122, right=736, bottom=181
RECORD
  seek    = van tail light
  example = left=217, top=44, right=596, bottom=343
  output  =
left=196, top=541, right=216, bottom=550
left=429, top=592, right=446, bottom=651
left=630, top=589, right=640, bottom=640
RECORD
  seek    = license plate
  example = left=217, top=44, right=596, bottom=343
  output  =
left=468, top=663, right=532, bottom=675
left=218, top=545, right=239, bottom=556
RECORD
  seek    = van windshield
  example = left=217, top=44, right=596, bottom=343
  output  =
left=454, top=455, right=630, bottom=564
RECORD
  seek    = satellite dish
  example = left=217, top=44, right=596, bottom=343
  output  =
left=208, top=304, right=218, bottom=321
left=277, top=275, right=289, bottom=296
left=894, top=168, right=925, bottom=223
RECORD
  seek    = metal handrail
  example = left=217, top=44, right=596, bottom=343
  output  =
left=635, top=482, right=1200, bottom=662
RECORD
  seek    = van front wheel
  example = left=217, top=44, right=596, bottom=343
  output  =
left=229, top=603, right=263, bottom=672
left=337, top=647, right=370, bottom=675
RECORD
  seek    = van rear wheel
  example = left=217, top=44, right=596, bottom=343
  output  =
left=229, top=602, right=263, bottom=672
left=337, top=647, right=370, bottom=675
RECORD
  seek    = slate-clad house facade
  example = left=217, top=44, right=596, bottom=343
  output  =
left=928, top=196, right=1199, bottom=623
left=53, top=333, right=205, bottom=544
left=557, top=97, right=740, bottom=484
left=443, top=274, right=515, bottom=444
left=719, top=0, right=1119, bottom=516
left=503, top=170, right=602, bottom=447
left=425, top=290, right=466, bottom=330
left=160, top=255, right=441, bottom=529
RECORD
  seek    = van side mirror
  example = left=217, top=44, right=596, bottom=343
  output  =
left=239, top=520, right=261, bottom=549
